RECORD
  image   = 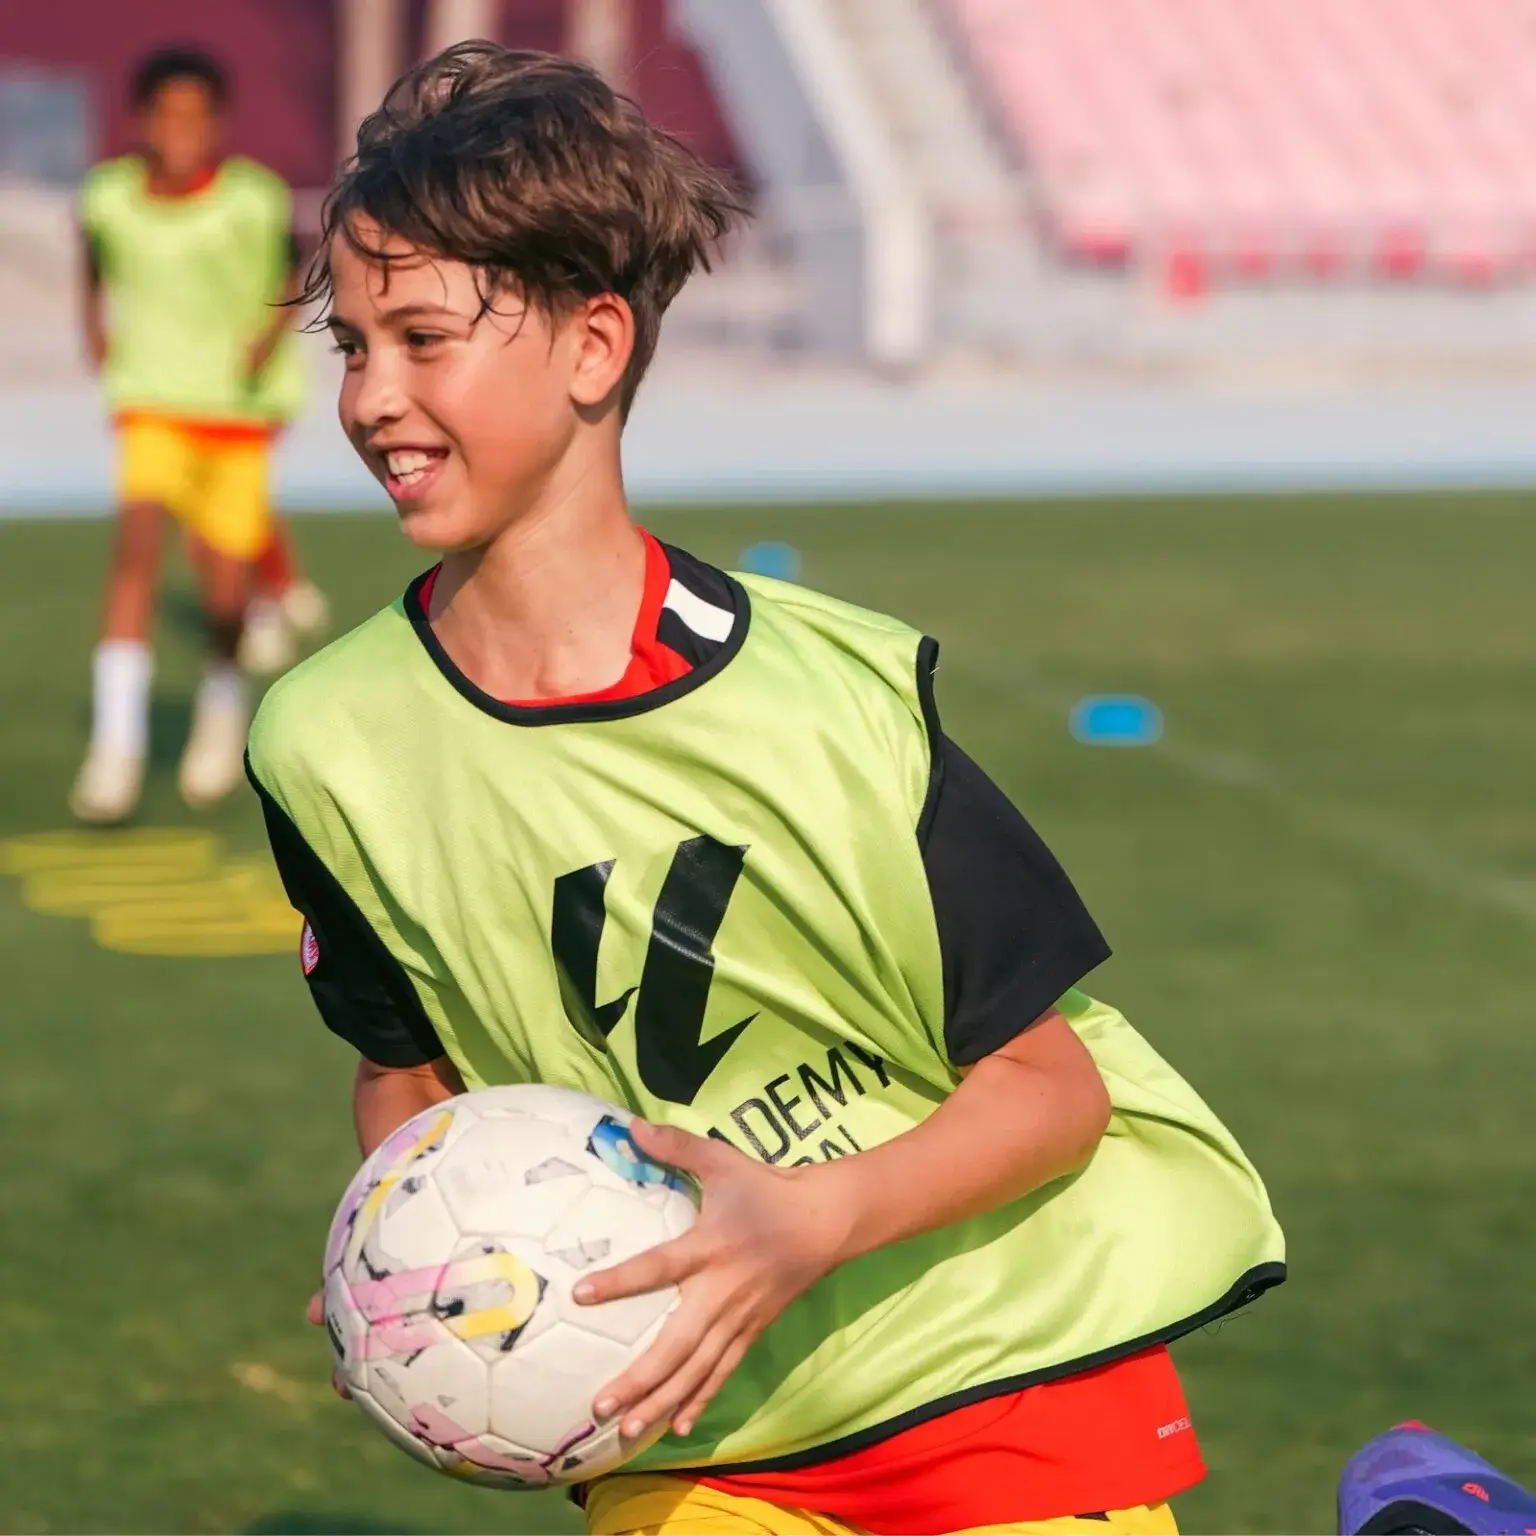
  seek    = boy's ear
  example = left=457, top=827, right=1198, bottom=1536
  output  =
left=569, top=292, right=634, bottom=411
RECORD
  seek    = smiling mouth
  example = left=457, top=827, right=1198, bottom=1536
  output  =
left=379, top=447, right=449, bottom=499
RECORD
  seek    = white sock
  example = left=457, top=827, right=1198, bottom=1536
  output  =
left=90, top=640, right=152, bottom=758
left=196, top=662, right=248, bottom=715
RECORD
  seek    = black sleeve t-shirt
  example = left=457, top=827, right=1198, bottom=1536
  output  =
left=255, top=730, right=1107, bottom=1073
left=918, top=735, right=1109, bottom=1065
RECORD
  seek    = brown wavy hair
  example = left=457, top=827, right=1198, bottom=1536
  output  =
left=302, top=42, right=746, bottom=413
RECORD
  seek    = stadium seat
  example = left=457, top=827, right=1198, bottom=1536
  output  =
left=943, top=0, right=1536, bottom=288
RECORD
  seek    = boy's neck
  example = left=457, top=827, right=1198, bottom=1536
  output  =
left=427, top=484, right=647, bottom=704
left=144, top=159, right=221, bottom=198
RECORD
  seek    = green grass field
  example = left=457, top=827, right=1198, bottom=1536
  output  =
left=1, top=495, right=1533, bottom=1535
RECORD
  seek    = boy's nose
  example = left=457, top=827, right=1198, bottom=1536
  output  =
left=348, top=360, right=407, bottom=429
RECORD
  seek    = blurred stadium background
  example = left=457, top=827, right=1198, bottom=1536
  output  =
left=1, top=3, right=1534, bottom=1534
left=8, top=0, right=1536, bottom=501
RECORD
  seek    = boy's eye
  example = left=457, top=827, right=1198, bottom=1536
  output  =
left=405, top=329, right=445, bottom=351
left=330, top=336, right=359, bottom=359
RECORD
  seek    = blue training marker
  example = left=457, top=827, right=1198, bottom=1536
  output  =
left=738, top=541, right=802, bottom=583
left=1069, top=695, right=1163, bottom=747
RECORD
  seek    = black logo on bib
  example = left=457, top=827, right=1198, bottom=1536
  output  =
left=551, top=835, right=755, bottom=1105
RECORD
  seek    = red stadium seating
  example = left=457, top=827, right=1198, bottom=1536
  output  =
left=944, top=0, right=1536, bottom=289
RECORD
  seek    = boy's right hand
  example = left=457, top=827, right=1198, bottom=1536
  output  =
left=307, top=1290, right=353, bottom=1398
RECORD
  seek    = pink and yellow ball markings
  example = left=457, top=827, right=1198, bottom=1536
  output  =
left=352, top=1249, right=546, bottom=1357
left=329, top=1107, right=457, bottom=1274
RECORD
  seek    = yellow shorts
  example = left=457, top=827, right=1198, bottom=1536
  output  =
left=117, top=415, right=273, bottom=561
left=583, top=1473, right=1180, bottom=1535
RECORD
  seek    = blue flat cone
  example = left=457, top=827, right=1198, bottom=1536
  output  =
left=738, top=542, right=802, bottom=582
left=1069, top=695, right=1163, bottom=747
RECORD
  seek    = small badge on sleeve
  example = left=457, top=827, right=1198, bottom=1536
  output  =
left=300, top=921, right=320, bottom=976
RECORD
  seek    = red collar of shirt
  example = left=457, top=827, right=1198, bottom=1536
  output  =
left=143, top=159, right=223, bottom=199
left=415, top=529, right=693, bottom=707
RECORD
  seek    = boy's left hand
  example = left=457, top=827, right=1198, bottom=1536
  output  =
left=574, top=1120, right=850, bottom=1441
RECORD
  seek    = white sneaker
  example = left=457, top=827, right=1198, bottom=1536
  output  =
left=279, top=580, right=330, bottom=641
left=179, top=677, right=251, bottom=808
left=69, top=748, right=146, bottom=824
left=237, top=596, right=297, bottom=677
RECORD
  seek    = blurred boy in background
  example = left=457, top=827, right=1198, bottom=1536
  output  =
left=73, top=47, right=327, bottom=823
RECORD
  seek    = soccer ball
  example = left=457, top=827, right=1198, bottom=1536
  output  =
left=321, top=1084, right=697, bottom=1488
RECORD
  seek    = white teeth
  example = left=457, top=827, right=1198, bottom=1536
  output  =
left=385, top=450, right=433, bottom=478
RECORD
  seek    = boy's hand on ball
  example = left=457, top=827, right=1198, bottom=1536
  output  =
left=305, top=1290, right=352, bottom=1399
left=575, top=1119, right=849, bottom=1441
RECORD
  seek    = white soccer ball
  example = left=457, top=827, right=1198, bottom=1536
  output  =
left=320, top=1084, right=697, bottom=1488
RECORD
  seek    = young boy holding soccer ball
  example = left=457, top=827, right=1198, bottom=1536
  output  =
left=250, top=44, right=1284, bottom=1535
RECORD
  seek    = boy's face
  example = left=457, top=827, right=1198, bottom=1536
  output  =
left=140, top=77, right=222, bottom=183
left=328, top=224, right=622, bottom=552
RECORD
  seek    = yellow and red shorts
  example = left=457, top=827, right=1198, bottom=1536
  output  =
left=583, top=1474, right=1179, bottom=1535
left=116, top=412, right=275, bottom=561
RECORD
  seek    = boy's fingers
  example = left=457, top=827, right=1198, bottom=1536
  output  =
left=592, top=1304, right=709, bottom=1421
left=629, top=1118, right=727, bottom=1179
left=575, top=1233, right=700, bottom=1306
left=306, top=1291, right=324, bottom=1326
left=673, top=1335, right=751, bottom=1436
left=617, top=1321, right=734, bottom=1439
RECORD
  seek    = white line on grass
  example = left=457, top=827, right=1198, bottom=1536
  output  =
left=978, top=664, right=1536, bottom=927
left=1154, top=736, right=1536, bottom=926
